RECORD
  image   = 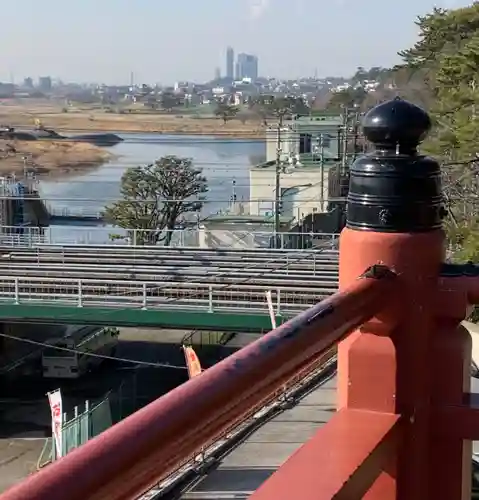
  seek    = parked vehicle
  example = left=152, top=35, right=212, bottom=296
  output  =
left=42, top=327, right=119, bottom=379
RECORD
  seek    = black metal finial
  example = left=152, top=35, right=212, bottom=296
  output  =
left=346, top=99, right=444, bottom=233
left=362, top=98, right=431, bottom=152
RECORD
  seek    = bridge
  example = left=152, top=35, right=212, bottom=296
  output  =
left=0, top=245, right=338, bottom=330
left=2, top=99, right=477, bottom=500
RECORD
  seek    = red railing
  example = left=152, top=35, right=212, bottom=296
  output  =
left=0, top=269, right=394, bottom=500
left=3, top=98, right=479, bottom=500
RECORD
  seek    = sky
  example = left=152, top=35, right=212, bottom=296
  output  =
left=0, top=0, right=472, bottom=85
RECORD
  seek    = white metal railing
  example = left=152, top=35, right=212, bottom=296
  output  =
left=0, top=226, right=340, bottom=250
left=47, top=206, right=103, bottom=219
left=43, top=199, right=343, bottom=220
left=0, top=276, right=336, bottom=314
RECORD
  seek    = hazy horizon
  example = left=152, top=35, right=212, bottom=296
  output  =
left=0, top=0, right=471, bottom=85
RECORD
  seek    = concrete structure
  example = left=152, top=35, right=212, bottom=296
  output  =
left=0, top=244, right=339, bottom=331
left=226, top=47, right=234, bottom=80
left=38, top=77, right=52, bottom=92
left=250, top=112, right=346, bottom=223
left=236, top=53, right=258, bottom=81
left=0, top=178, right=49, bottom=232
left=249, top=162, right=331, bottom=220
left=265, top=113, right=343, bottom=164
left=198, top=215, right=299, bottom=248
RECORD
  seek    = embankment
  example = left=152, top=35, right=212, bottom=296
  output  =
left=0, top=139, right=113, bottom=176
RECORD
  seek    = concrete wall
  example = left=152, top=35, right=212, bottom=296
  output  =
left=249, top=167, right=330, bottom=219
left=198, top=222, right=277, bottom=249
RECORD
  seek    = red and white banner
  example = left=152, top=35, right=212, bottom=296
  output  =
left=182, top=345, right=203, bottom=379
left=47, top=389, right=63, bottom=458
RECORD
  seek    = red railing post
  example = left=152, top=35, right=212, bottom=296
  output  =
left=338, top=99, right=446, bottom=499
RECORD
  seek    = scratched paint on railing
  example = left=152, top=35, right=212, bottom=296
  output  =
left=231, top=303, right=335, bottom=372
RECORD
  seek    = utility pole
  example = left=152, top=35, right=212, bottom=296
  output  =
left=274, top=119, right=282, bottom=247
left=340, top=106, right=349, bottom=176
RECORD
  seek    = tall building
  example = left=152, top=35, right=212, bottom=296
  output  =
left=38, top=76, right=52, bottom=92
left=236, top=53, right=258, bottom=81
left=226, top=47, right=234, bottom=79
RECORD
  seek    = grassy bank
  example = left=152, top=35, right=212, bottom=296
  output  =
left=0, top=100, right=266, bottom=139
left=0, top=139, right=113, bottom=177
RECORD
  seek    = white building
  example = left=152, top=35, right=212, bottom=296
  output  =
left=249, top=162, right=330, bottom=222
left=258, top=113, right=344, bottom=222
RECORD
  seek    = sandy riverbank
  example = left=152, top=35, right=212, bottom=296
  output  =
left=0, top=100, right=266, bottom=138
left=0, top=139, right=113, bottom=177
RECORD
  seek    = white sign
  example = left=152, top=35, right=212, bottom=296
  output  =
left=265, top=290, right=277, bottom=329
left=47, top=389, right=63, bottom=458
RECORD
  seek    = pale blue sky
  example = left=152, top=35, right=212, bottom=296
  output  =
left=0, top=0, right=471, bottom=85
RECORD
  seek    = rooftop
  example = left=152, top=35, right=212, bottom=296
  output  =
left=251, top=155, right=339, bottom=171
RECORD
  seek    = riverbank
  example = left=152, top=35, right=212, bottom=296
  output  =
left=0, top=139, right=113, bottom=177
left=0, top=101, right=266, bottom=138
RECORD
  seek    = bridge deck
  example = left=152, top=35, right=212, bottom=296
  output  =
left=0, top=246, right=338, bottom=330
left=180, top=374, right=337, bottom=499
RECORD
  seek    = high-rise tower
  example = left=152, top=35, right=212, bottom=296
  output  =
left=226, top=47, right=234, bottom=80
left=236, top=53, right=258, bottom=81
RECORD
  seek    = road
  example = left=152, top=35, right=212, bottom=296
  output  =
left=0, top=245, right=339, bottom=314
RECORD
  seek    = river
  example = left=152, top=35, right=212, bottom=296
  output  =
left=36, top=133, right=265, bottom=244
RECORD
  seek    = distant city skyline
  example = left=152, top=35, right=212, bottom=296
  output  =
left=0, top=0, right=472, bottom=85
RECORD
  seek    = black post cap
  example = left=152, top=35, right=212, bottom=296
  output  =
left=346, top=98, right=445, bottom=233
left=362, top=97, right=431, bottom=152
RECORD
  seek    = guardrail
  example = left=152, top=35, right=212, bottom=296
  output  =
left=0, top=226, right=339, bottom=250
left=6, top=100, right=477, bottom=500
left=0, top=277, right=337, bottom=314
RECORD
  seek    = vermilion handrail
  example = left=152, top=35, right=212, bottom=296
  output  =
left=0, top=268, right=395, bottom=500
left=250, top=409, right=400, bottom=500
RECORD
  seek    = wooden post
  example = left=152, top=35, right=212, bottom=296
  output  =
left=338, top=99, right=446, bottom=499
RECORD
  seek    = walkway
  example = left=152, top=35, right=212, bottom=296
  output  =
left=178, top=372, right=336, bottom=499
left=0, top=245, right=339, bottom=330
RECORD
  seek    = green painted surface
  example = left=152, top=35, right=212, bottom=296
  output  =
left=0, top=303, right=290, bottom=332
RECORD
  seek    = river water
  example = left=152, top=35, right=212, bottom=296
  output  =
left=36, top=133, right=264, bottom=243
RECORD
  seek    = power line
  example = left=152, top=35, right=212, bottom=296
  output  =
left=0, top=331, right=188, bottom=370
left=0, top=196, right=347, bottom=203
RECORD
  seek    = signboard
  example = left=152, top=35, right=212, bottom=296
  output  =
left=182, top=345, right=203, bottom=379
left=47, top=389, right=63, bottom=458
